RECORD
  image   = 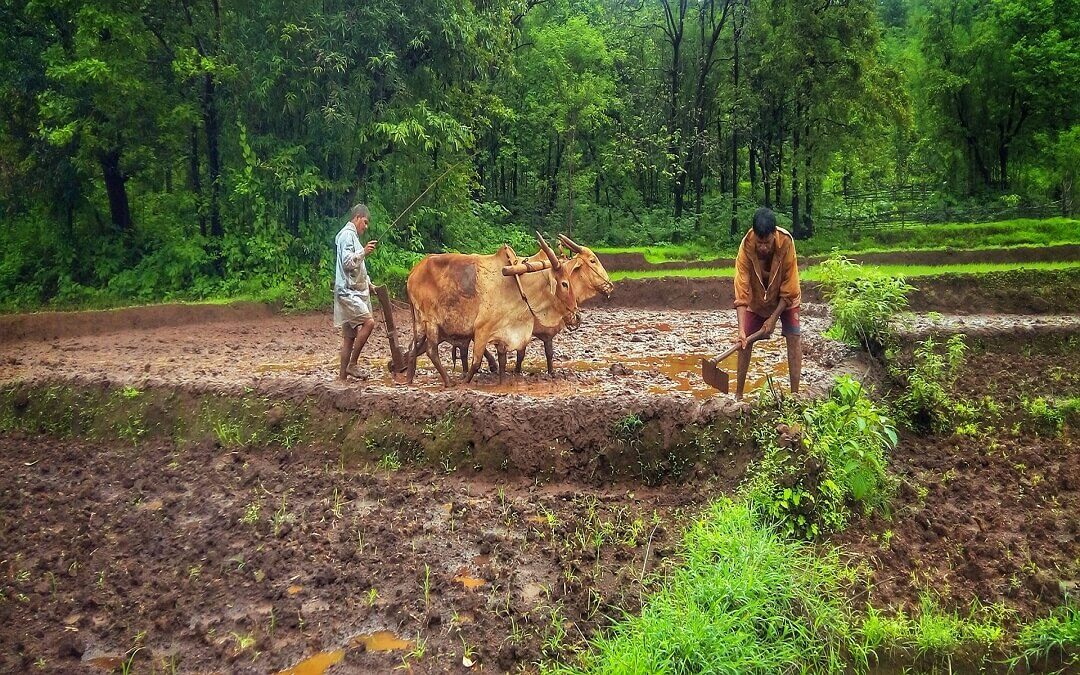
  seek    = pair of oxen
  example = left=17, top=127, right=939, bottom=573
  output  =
left=402, top=233, right=613, bottom=386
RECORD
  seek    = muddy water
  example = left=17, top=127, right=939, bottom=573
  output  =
left=276, top=649, right=344, bottom=675
left=351, top=631, right=412, bottom=652
left=453, top=574, right=488, bottom=590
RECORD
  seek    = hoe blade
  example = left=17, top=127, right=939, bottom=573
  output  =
left=701, top=358, right=730, bottom=393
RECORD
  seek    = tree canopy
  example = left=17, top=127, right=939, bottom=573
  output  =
left=1, top=0, right=1076, bottom=309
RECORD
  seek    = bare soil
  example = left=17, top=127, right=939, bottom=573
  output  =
left=2, top=300, right=1078, bottom=673
left=838, top=332, right=1080, bottom=620
left=0, top=431, right=720, bottom=674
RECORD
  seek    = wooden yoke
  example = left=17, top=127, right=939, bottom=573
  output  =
left=501, top=259, right=553, bottom=276
left=370, top=284, right=407, bottom=373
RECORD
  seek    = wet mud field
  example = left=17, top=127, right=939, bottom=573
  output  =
left=0, top=306, right=845, bottom=402
left=1, top=294, right=1078, bottom=673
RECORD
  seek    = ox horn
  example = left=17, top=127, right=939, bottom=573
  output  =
left=535, top=231, right=561, bottom=271
left=557, top=234, right=584, bottom=254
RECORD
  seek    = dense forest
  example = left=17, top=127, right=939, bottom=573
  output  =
left=1, top=0, right=1077, bottom=309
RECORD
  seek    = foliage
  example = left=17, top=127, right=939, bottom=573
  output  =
left=891, top=334, right=969, bottom=433
left=815, top=255, right=912, bottom=353
left=0, top=0, right=1077, bottom=311
left=745, top=376, right=898, bottom=538
left=861, top=595, right=1010, bottom=661
left=556, top=499, right=861, bottom=675
left=1012, top=603, right=1080, bottom=670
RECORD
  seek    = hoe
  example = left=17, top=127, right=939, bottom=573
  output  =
left=701, top=327, right=769, bottom=393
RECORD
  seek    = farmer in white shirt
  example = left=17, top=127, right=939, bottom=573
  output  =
left=335, top=203, right=378, bottom=381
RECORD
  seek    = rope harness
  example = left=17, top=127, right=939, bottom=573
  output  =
left=504, top=246, right=540, bottom=319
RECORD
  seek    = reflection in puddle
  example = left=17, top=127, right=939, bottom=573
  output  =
left=352, top=631, right=412, bottom=652
left=454, top=574, right=488, bottom=590
left=639, top=352, right=790, bottom=400
left=276, top=650, right=344, bottom=675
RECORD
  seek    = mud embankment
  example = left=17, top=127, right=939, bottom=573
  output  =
left=0, top=301, right=277, bottom=345
left=598, top=243, right=1080, bottom=273
left=595, top=268, right=1080, bottom=315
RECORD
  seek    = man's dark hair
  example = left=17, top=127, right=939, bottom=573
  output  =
left=752, top=207, right=777, bottom=237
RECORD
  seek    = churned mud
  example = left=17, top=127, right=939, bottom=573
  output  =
left=0, top=307, right=845, bottom=401
left=0, top=432, right=726, bottom=674
left=839, top=331, right=1080, bottom=620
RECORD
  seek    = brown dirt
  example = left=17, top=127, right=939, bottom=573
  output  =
left=837, top=333, right=1080, bottom=621
left=597, top=244, right=1080, bottom=273
left=0, top=307, right=856, bottom=482
left=598, top=268, right=1080, bottom=315
left=0, top=432, right=721, bottom=674
left=0, top=302, right=278, bottom=345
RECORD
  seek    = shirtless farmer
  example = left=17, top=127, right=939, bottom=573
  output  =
left=334, top=204, right=378, bottom=381
left=733, top=207, right=802, bottom=399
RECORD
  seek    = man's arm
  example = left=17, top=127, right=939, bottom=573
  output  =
left=733, top=238, right=753, bottom=347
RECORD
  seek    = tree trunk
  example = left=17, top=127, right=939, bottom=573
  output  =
left=190, top=126, right=205, bottom=237
left=802, top=122, right=813, bottom=238
left=791, top=118, right=800, bottom=237
left=749, top=136, right=757, bottom=202
left=100, top=148, right=132, bottom=232
left=775, top=140, right=783, bottom=207
left=729, top=19, right=740, bottom=237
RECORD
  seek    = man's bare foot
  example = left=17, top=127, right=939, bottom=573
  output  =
left=346, top=365, right=368, bottom=380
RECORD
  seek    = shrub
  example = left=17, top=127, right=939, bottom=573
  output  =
left=745, top=375, right=898, bottom=538
left=815, top=254, right=913, bottom=354
left=892, top=334, right=968, bottom=433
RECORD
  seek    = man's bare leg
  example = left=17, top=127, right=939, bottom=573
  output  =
left=786, top=334, right=802, bottom=395
left=735, top=343, right=753, bottom=401
left=347, top=317, right=376, bottom=377
left=338, top=324, right=358, bottom=381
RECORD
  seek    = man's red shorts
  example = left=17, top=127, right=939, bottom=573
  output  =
left=745, top=306, right=801, bottom=337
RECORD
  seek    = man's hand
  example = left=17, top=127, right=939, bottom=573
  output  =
left=736, top=331, right=748, bottom=351
left=364, top=240, right=378, bottom=255
left=762, top=316, right=778, bottom=337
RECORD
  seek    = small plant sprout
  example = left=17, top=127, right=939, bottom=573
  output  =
left=367, top=588, right=378, bottom=606
left=240, top=500, right=260, bottom=526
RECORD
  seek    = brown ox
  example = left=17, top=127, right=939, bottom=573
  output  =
left=454, top=234, right=613, bottom=375
left=405, top=234, right=578, bottom=386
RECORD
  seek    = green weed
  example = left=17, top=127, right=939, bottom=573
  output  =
left=556, top=499, right=859, bottom=674
left=815, top=254, right=912, bottom=354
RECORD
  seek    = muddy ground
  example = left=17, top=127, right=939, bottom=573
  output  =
left=1, top=299, right=1078, bottom=673
left=839, top=332, right=1080, bottom=621
left=0, top=430, right=734, bottom=674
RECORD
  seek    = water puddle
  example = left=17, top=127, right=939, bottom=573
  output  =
left=351, top=631, right=412, bottom=652
left=633, top=352, right=790, bottom=400
left=453, top=574, right=488, bottom=590
left=287, top=584, right=304, bottom=595
left=276, top=649, right=343, bottom=675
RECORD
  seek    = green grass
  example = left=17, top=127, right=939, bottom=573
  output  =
left=554, top=499, right=860, bottom=675
left=598, top=217, right=1080, bottom=262
left=593, top=244, right=714, bottom=263
left=609, top=260, right=1080, bottom=282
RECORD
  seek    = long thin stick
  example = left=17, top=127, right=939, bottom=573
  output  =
left=377, top=150, right=479, bottom=239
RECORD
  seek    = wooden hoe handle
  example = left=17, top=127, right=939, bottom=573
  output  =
left=707, top=327, right=771, bottom=364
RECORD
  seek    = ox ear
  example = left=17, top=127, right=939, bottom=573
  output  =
left=535, top=231, right=561, bottom=271
left=557, top=234, right=584, bottom=254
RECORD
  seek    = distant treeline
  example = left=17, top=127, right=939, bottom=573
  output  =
left=0, top=0, right=1077, bottom=309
